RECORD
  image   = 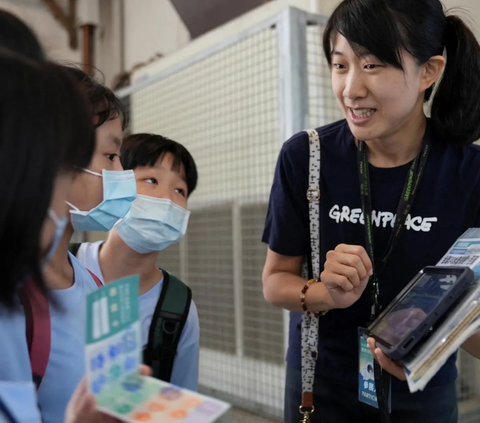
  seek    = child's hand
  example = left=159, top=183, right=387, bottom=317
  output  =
left=139, top=365, right=153, bottom=377
left=65, top=365, right=152, bottom=423
left=367, top=338, right=406, bottom=381
left=64, top=378, right=118, bottom=423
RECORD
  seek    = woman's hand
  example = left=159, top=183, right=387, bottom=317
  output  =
left=65, top=365, right=152, bottom=423
left=321, top=244, right=372, bottom=310
left=367, top=338, right=406, bottom=381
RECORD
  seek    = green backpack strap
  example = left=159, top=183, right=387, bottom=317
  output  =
left=143, top=270, right=192, bottom=382
left=68, top=242, right=82, bottom=256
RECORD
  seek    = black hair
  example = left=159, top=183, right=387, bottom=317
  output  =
left=323, top=0, right=480, bottom=145
left=0, top=52, right=95, bottom=307
left=0, top=10, right=44, bottom=61
left=62, top=66, right=129, bottom=130
left=121, top=133, right=198, bottom=197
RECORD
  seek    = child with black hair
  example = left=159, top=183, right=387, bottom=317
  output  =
left=38, top=67, right=137, bottom=423
left=0, top=10, right=44, bottom=61
left=0, top=51, right=101, bottom=423
left=262, top=0, right=480, bottom=422
left=75, top=133, right=200, bottom=391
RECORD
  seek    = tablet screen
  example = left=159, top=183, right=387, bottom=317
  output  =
left=371, top=272, right=458, bottom=346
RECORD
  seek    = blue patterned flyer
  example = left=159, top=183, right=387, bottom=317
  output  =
left=85, top=274, right=230, bottom=422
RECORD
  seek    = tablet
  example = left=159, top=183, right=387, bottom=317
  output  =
left=367, top=266, right=474, bottom=360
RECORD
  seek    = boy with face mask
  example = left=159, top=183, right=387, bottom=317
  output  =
left=74, top=133, right=200, bottom=391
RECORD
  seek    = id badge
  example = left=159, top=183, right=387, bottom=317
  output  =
left=358, top=327, right=391, bottom=412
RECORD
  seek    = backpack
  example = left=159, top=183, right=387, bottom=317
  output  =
left=18, top=265, right=102, bottom=389
left=69, top=242, right=192, bottom=383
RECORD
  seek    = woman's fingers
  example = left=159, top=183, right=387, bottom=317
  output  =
left=322, top=245, right=373, bottom=291
left=367, top=338, right=406, bottom=381
left=335, top=244, right=373, bottom=277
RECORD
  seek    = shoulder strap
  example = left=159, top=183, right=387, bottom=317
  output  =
left=143, top=271, right=192, bottom=382
left=305, top=128, right=321, bottom=276
left=18, top=247, right=102, bottom=391
left=68, top=243, right=81, bottom=257
left=300, top=129, right=321, bottom=415
left=87, top=269, right=103, bottom=288
left=68, top=242, right=102, bottom=287
left=18, top=278, right=51, bottom=390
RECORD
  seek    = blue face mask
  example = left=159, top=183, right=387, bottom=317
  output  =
left=42, top=208, right=68, bottom=269
left=115, top=195, right=190, bottom=254
left=66, top=169, right=137, bottom=232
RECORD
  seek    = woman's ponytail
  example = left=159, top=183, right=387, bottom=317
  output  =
left=431, top=15, right=480, bottom=145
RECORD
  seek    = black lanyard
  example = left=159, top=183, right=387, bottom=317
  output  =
left=357, top=128, right=431, bottom=322
left=357, top=129, right=431, bottom=423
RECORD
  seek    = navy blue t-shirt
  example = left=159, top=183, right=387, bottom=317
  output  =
left=262, top=119, right=480, bottom=390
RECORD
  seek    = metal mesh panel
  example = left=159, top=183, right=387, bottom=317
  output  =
left=122, top=94, right=132, bottom=136
left=118, top=6, right=480, bottom=421
left=306, top=24, right=344, bottom=128
left=130, top=27, right=280, bottom=206
left=241, top=203, right=284, bottom=366
left=458, top=350, right=480, bottom=423
left=187, top=205, right=236, bottom=354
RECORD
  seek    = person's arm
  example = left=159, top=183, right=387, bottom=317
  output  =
left=170, top=301, right=200, bottom=391
left=262, top=134, right=371, bottom=312
left=461, top=332, right=480, bottom=359
left=263, top=245, right=372, bottom=312
left=262, top=249, right=331, bottom=312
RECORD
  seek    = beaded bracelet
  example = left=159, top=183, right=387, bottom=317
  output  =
left=300, top=279, right=328, bottom=318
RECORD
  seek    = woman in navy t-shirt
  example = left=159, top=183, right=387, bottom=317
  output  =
left=262, top=1, right=480, bottom=422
